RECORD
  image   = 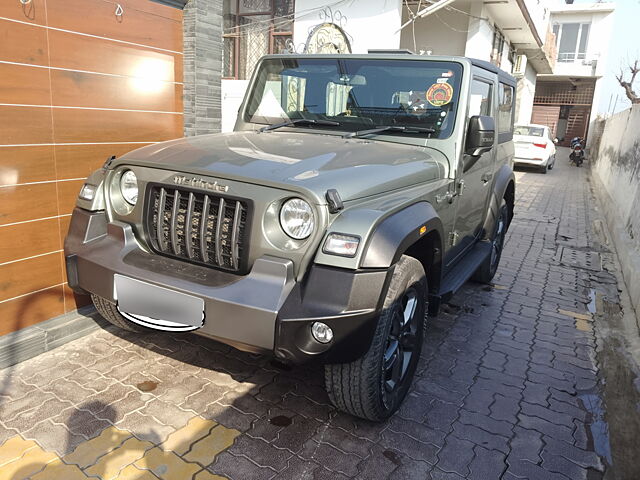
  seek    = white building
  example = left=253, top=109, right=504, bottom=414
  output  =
left=532, top=2, right=615, bottom=146
left=219, top=0, right=562, bottom=130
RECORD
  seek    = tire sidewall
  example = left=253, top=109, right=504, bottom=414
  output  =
left=371, top=258, right=426, bottom=419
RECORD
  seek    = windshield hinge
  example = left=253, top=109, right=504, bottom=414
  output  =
left=449, top=231, right=459, bottom=246
left=326, top=189, right=344, bottom=213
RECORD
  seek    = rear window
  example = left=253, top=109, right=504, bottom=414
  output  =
left=514, top=126, right=544, bottom=137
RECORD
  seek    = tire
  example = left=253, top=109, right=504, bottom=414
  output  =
left=548, top=156, right=555, bottom=170
left=91, top=294, right=150, bottom=333
left=324, top=256, right=426, bottom=421
left=472, top=199, right=508, bottom=284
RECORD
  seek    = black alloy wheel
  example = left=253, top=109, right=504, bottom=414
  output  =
left=381, top=286, right=420, bottom=410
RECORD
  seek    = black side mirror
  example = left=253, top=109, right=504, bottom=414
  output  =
left=465, top=115, right=495, bottom=157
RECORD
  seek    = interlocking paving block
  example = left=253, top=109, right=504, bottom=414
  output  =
left=135, top=447, right=201, bottom=480
left=85, top=436, right=154, bottom=480
left=558, top=247, right=602, bottom=271
left=194, top=469, right=228, bottom=480
left=183, top=425, right=241, bottom=466
left=0, top=442, right=57, bottom=480
left=160, top=416, right=217, bottom=455
left=0, top=435, right=38, bottom=467
left=64, top=426, right=132, bottom=469
left=113, top=464, right=159, bottom=480
left=31, top=459, right=87, bottom=480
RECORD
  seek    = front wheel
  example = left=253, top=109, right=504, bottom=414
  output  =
left=324, top=256, right=426, bottom=421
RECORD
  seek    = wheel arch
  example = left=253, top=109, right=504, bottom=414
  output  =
left=482, top=164, right=515, bottom=239
left=360, top=201, right=444, bottom=296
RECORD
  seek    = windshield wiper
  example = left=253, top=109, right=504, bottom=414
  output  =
left=259, top=119, right=341, bottom=132
left=343, top=125, right=435, bottom=139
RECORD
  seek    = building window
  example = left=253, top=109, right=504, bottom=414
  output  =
left=490, top=27, right=505, bottom=67
left=553, top=23, right=590, bottom=63
left=223, top=0, right=295, bottom=80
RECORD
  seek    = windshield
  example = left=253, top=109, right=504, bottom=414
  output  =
left=514, top=125, right=544, bottom=137
left=244, top=58, right=464, bottom=139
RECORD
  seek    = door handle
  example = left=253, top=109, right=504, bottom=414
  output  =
left=481, top=172, right=493, bottom=184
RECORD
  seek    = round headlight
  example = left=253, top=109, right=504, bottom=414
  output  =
left=280, top=198, right=315, bottom=240
left=120, top=170, right=138, bottom=205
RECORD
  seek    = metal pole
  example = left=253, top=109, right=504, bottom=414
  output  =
left=396, top=0, right=458, bottom=33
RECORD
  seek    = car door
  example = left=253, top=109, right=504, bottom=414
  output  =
left=445, top=72, right=497, bottom=268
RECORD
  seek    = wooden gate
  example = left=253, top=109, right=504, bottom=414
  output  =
left=531, top=105, right=561, bottom=138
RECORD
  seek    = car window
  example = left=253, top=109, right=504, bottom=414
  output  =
left=469, top=79, right=492, bottom=117
left=514, top=126, right=544, bottom=137
left=245, top=58, right=464, bottom=139
left=497, top=83, right=514, bottom=134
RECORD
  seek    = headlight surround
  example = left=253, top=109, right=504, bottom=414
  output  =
left=279, top=198, right=315, bottom=240
left=120, top=170, right=138, bottom=205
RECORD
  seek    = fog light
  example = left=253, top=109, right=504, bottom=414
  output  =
left=311, top=322, right=333, bottom=344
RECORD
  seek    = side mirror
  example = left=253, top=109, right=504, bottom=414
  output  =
left=465, top=115, right=495, bottom=157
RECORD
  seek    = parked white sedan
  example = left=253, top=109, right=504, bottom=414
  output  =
left=513, top=124, right=557, bottom=174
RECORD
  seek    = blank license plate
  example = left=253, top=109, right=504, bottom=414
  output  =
left=114, top=275, right=204, bottom=328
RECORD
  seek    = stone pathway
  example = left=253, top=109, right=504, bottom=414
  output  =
left=0, top=150, right=633, bottom=479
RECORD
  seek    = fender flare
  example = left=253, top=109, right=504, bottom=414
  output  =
left=482, top=164, right=515, bottom=239
left=360, top=202, right=444, bottom=269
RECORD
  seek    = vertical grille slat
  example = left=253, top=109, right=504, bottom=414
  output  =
left=215, top=198, right=225, bottom=266
left=230, top=201, right=243, bottom=270
left=148, top=185, right=248, bottom=273
left=200, top=195, right=210, bottom=263
left=184, top=192, right=195, bottom=259
left=156, top=188, right=167, bottom=251
left=170, top=190, right=180, bottom=255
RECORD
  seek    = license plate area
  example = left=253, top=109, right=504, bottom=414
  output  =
left=114, top=275, right=205, bottom=332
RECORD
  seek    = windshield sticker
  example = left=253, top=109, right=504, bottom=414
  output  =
left=441, top=70, right=454, bottom=78
left=426, top=83, right=454, bottom=107
left=436, top=78, right=448, bottom=84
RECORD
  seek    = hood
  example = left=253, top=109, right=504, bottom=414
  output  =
left=117, top=131, right=446, bottom=202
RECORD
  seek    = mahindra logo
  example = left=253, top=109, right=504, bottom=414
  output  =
left=173, top=175, right=229, bottom=193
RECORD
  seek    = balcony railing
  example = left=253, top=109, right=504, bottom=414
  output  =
left=557, top=52, right=587, bottom=63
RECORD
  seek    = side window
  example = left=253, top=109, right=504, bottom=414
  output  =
left=498, top=83, right=514, bottom=135
left=469, top=79, right=493, bottom=118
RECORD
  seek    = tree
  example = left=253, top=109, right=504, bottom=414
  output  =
left=616, top=60, right=640, bottom=104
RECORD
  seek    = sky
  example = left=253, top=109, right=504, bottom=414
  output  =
left=575, top=0, right=640, bottom=115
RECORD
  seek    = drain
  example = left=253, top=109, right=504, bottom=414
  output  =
left=558, top=247, right=602, bottom=271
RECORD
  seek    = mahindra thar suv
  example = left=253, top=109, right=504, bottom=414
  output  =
left=65, top=53, right=516, bottom=421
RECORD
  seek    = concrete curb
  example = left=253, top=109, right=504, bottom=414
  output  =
left=0, top=307, right=108, bottom=370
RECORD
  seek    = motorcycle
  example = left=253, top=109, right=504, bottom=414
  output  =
left=569, top=137, right=585, bottom=167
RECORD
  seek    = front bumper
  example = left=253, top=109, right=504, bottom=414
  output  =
left=65, top=208, right=389, bottom=364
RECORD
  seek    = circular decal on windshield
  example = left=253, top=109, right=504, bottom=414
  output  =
left=426, top=83, right=454, bottom=107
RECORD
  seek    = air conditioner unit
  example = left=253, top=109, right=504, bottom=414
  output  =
left=512, top=54, right=527, bottom=77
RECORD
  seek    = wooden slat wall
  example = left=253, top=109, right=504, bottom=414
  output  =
left=0, top=0, right=183, bottom=336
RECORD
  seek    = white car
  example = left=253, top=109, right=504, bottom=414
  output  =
left=513, top=124, right=557, bottom=174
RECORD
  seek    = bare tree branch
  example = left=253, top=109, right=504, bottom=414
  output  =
left=616, top=60, right=640, bottom=104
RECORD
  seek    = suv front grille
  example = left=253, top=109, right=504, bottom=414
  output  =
left=146, top=186, right=249, bottom=272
